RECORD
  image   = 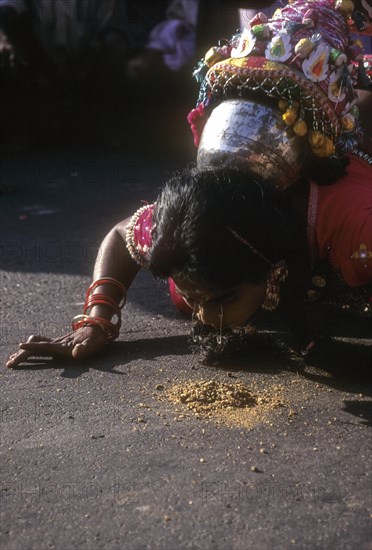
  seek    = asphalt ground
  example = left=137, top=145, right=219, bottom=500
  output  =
left=0, top=149, right=371, bottom=550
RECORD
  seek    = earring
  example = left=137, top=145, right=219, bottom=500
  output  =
left=262, top=261, right=288, bottom=311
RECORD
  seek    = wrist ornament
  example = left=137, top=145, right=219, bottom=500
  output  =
left=72, top=277, right=127, bottom=342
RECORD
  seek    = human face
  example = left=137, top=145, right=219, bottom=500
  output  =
left=173, top=277, right=266, bottom=330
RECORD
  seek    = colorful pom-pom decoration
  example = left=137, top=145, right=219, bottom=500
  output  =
left=293, top=119, right=308, bottom=136
left=311, top=136, right=334, bottom=157
left=282, top=108, right=298, bottom=126
left=335, top=0, right=354, bottom=17
left=341, top=113, right=356, bottom=130
left=309, top=130, right=325, bottom=148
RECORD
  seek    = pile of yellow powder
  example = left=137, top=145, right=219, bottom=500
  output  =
left=164, top=379, right=286, bottom=427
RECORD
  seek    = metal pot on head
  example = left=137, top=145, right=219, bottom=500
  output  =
left=197, top=99, right=305, bottom=190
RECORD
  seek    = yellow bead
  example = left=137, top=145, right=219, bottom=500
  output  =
left=341, top=114, right=356, bottom=131
left=309, top=130, right=325, bottom=147
left=204, top=47, right=223, bottom=68
left=293, top=119, right=308, bottom=136
left=294, top=38, right=315, bottom=58
left=311, top=136, right=334, bottom=157
left=335, top=0, right=354, bottom=16
left=323, top=137, right=335, bottom=156
left=282, top=108, right=298, bottom=126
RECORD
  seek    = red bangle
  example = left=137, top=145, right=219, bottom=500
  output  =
left=73, top=277, right=127, bottom=342
left=86, top=277, right=127, bottom=308
left=84, top=293, right=122, bottom=318
left=72, top=315, right=119, bottom=342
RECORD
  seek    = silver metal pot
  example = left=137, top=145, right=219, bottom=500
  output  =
left=197, top=99, right=305, bottom=190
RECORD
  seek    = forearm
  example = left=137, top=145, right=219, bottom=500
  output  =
left=93, top=218, right=140, bottom=289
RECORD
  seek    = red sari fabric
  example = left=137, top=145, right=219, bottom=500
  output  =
left=168, top=278, right=192, bottom=313
left=308, top=155, right=372, bottom=287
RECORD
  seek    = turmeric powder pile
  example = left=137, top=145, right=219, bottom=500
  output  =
left=165, top=379, right=286, bottom=427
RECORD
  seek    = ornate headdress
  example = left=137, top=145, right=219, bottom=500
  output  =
left=188, top=0, right=372, bottom=187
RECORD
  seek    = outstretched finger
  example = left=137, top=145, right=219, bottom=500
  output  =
left=19, top=340, right=73, bottom=359
left=6, top=335, right=53, bottom=368
left=6, top=348, right=32, bottom=368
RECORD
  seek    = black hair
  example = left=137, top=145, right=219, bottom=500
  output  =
left=301, top=154, right=350, bottom=186
left=149, top=166, right=306, bottom=289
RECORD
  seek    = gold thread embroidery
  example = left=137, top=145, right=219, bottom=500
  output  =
left=351, top=243, right=372, bottom=264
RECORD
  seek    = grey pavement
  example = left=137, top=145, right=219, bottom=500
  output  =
left=0, top=150, right=371, bottom=550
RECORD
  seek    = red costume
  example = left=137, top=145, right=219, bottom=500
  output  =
left=308, top=155, right=372, bottom=287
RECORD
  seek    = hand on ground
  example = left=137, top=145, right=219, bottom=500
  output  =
left=6, top=325, right=107, bottom=368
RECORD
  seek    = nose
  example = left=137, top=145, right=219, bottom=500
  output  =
left=196, top=304, right=221, bottom=329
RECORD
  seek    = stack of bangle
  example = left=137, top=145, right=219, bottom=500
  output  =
left=72, top=277, right=127, bottom=342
